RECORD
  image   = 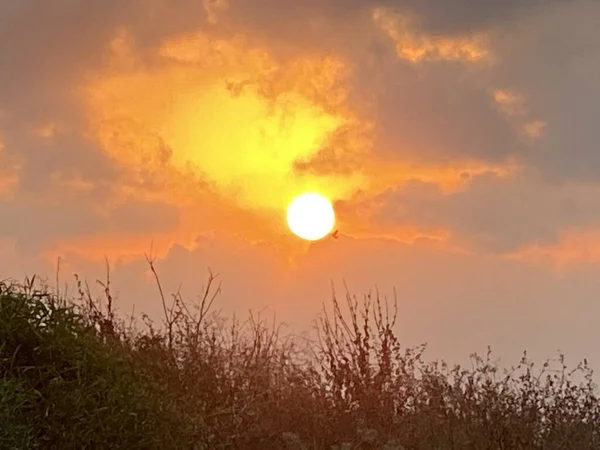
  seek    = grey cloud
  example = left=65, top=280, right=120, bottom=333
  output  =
left=0, top=1, right=131, bottom=120
left=225, top=0, right=556, bottom=43
left=0, top=0, right=216, bottom=122
left=0, top=197, right=180, bottom=254
left=365, top=62, right=519, bottom=164
left=2, top=129, right=118, bottom=196
left=0, top=0, right=136, bottom=205
left=0, top=0, right=213, bottom=218
left=486, top=0, right=600, bottom=182
left=376, top=170, right=600, bottom=252
left=0, top=199, right=105, bottom=254
left=108, top=201, right=180, bottom=233
left=0, top=0, right=219, bottom=257
left=380, top=0, right=553, bottom=34
left=224, top=0, right=537, bottom=168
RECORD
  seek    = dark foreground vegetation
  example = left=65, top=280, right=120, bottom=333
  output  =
left=1, top=264, right=600, bottom=450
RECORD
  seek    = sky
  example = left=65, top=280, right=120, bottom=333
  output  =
left=1, top=0, right=600, bottom=373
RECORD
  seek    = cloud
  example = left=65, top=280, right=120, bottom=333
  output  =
left=221, top=0, right=556, bottom=49
left=485, top=0, right=600, bottom=181
left=492, top=89, right=525, bottom=116
left=0, top=0, right=599, bottom=267
left=374, top=169, right=600, bottom=253
left=511, top=230, right=600, bottom=266
left=84, top=28, right=366, bottom=215
left=372, top=7, right=490, bottom=63
left=491, top=89, right=546, bottom=141
left=363, top=64, right=524, bottom=165
left=380, top=0, right=552, bottom=34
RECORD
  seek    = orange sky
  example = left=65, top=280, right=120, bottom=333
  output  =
left=2, top=0, right=600, bottom=373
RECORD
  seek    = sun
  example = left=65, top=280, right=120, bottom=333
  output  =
left=286, top=193, right=336, bottom=241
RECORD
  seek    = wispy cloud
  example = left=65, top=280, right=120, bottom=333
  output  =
left=372, top=7, right=490, bottom=63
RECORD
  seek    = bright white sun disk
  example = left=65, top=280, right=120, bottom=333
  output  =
left=286, top=193, right=335, bottom=241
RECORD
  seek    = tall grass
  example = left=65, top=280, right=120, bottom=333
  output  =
left=0, top=264, right=598, bottom=449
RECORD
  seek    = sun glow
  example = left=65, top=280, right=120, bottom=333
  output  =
left=84, top=31, right=363, bottom=211
left=81, top=30, right=368, bottom=249
left=286, top=193, right=335, bottom=241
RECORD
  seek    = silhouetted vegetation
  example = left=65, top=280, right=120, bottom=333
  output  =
left=1, top=261, right=599, bottom=449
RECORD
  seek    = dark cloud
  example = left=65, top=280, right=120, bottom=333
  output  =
left=0, top=0, right=219, bottom=121
left=223, top=0, right=538, bottom=168
left=225, top=0, right=557, bottom=44
left=0, top=1, right=130, bottom=119
left=367, top=63, right=519, bottom=164
left=0, top=1, right=134, bottom=208
left=486, top=0, right=600, bottom=182
left=381, top=0, right=552, bottom=34
left=376, top=170, right=600, bottom=252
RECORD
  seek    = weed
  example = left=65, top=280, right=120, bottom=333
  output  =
left=0, top=266, right=598, bottom=449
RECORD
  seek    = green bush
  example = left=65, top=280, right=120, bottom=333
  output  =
left=0, top=278, right=197, bottom=449
left=0, top=377, right=36, bottom=449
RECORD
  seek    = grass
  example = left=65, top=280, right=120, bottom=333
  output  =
left=1, top=261, right=599, bottom=449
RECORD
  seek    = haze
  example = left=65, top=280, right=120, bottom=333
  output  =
left=1, top=0, right=600, bottom=373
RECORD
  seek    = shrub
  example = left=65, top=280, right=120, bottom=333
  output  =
left=0, top=277, right=195, bottom=449
left=0, top=266, right=599, bottom=449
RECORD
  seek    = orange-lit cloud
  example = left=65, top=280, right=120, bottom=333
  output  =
left=372, top=7, right=490, bottom=63
left=79, top=21, right=531, bottom=261
left=83, top=30, right=367, bottom=230
left=365, top=158, right=517, bottom=195
left=509, top=229, right=600, bottom=266
left=491, top=88, right=546, bottom=142
left=493, top=89, right=525, bottom=116
left=0, top=0, right=598, bottom=268
left=26, top=7, right=542, bottom=263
